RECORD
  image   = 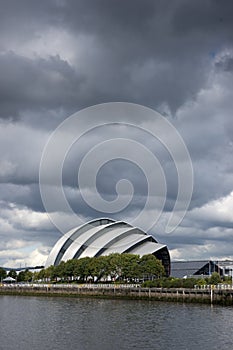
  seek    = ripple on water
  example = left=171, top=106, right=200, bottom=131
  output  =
left=0, top=296, right=232, bottom=350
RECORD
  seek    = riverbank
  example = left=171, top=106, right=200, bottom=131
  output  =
left=1, top=283, right=233, bottom=305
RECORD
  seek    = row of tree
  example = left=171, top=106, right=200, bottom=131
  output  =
left=1, top=257, right=229, bottom=286
left=142, top=272, right=226, bottom=288
left=0, top=267, right=34, bottom=282
left=1, top=254, right=165, bottom=283
left=37, top=253, right=165, bottom=283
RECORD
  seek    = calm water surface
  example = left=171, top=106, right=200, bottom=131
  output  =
left=0, top=296, right=232, bottom=350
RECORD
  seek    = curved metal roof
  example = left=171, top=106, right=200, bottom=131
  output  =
left=45, top=218, right=114, bottom=267
left=45, top=218, right=170, bottom=275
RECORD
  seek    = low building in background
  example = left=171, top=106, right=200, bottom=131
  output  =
left=171, top=260, right=233, bottom=278
left=2, top=276, right=16, bottom=283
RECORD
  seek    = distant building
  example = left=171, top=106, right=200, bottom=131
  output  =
left=2, top=276, right=16, bottom=283
left=45, top=218, right=171, bottom=276
left=1, top=266, right=44, bottom=275
left=171, top=260, right=233, bottom=278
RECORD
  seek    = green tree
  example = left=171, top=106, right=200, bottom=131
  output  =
left=33, top=271, right=40, bottom=282
left=106, top=253, right=123, bottom=281
left=24, top=269, right=33, bottom=282
left=208, top=272, right=221, bottom=285
left=96, top=256, right=109, bottom=281
left=55, top=261, right=67, bottom=280
left=73, top=257, right=91, bottom=282
left=37, top=268, right=46, bottom=281
left=63, top=259, right=76, bottom=280
left=0, top=268, right=7, bottom=281
left=121, top=254, right=140, bottom=281
left=196, top=278, right=206, bottom=287
left=17, top=270, right=26, bottom=282
left=8, top=270, right=17, bottom=279
left=87, top=256, right=109, bottom=282
left=139, top=254, right=165, bottom=280
left=43, top=265, right=57, bottom=281
left=182, top=278, right=196, bottom=288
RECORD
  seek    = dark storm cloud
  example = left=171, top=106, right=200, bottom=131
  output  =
left=52, top=0, right=233, bottom=112
left=0, top=52, right=84, bottom=120
left=1, top=0, right=233, bottom=122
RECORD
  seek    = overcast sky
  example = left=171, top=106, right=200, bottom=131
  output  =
left=1, top=0, right=233, bottom=268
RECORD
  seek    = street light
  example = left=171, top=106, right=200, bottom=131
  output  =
left=231, top=267, right=233, bottom=289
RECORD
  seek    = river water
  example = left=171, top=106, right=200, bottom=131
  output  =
left=0, top=296, right=232, bottom=350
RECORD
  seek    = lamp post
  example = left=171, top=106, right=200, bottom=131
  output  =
left=231, top=268, right=233, bottom=289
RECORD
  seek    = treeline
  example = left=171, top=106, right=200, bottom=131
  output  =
left=1, top=257, right=230, bottom=287
left=0, top=254, right=165, bottom=283
left=37, top=253, right=165, bottom=283
left=0, top=268, right=34, bottom=283
left=142, top=272, right=227, bottom=288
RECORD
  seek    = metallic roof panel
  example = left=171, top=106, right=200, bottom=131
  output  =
left=129, top=241, right=166, bottom=256
left=45, top=218, right=170, bottom=275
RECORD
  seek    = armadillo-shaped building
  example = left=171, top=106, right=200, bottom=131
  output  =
left=45, top=218, right=170, bottom=276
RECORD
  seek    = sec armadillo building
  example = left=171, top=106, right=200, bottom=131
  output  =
left=45, top=218, right=170, bottom=276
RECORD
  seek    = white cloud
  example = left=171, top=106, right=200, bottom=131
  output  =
left=1, top=247, right=49, bottom=268
left=0, top=202, right=52, bottom=232
left=189, top=192, right=233, bottom=226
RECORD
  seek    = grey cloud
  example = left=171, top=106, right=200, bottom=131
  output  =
left=215, top=54, right=233, bottom=72
left=172, top=0, right=233, bottom=36
left=0, top=184, right=44, bottom=213
left=1, top=0, right=233, bottom=121
left=0, top=52, right=84, bottom=120
left=56, top=0, right=233, bottom=112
